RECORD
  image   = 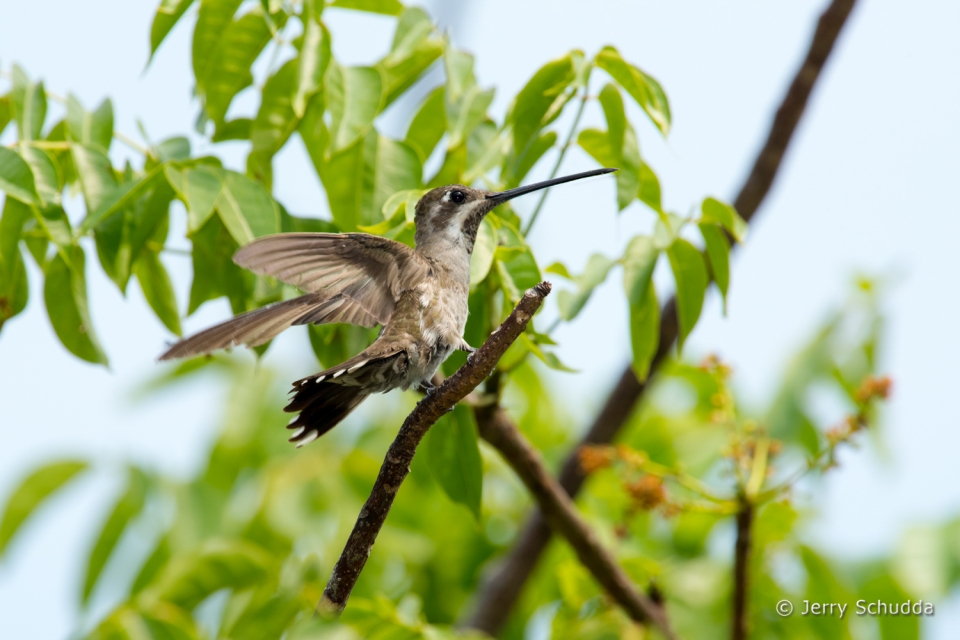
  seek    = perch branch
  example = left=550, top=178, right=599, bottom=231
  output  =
left=317, top=282, right=552, bottom=615
left=475, top=406, right=679, bottom=640
left=464, top=0, right=858, bottom=632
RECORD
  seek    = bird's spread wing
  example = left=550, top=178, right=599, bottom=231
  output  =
left=233, top=232, right=430, bottom=326
left=158, top=293, right=330, bottom=360
left=159, top=233, right=429, bottom=361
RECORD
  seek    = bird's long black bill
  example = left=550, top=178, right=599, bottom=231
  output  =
left=486, top=167, right=618, bottom=203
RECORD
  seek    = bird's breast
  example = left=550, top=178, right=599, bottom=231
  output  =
left=415, top=279, right=468, bottom=349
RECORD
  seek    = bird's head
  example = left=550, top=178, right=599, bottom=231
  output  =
left=413, top=168, right=617, bottom=253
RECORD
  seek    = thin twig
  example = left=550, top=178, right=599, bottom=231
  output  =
left=475, top=407, right=679, bottom=640
left=522, top=82, right=591, bottom=236
left=731, top=500, right=754, bottom=640
left=317, top=283, right=552, bottom=615
left=463, top=0, right=859, bottom=632
left=113, top=131, right=151, bottom=156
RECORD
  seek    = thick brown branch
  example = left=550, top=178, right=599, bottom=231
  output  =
left=731, top=501, right=754, bottom=640
left=318, top=283, right=552, bottom=615
left=463, top=0, right=857, bottom=632
left=475, top=407, right=678, bottom=640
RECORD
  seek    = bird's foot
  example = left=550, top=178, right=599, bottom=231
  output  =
left=421, top=380, right=439, bottom=398
left=460, top=343, right=478, bottom=365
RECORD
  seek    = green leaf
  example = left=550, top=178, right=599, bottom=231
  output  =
left=424, top=405, right=483, bottom=519
left=508, top=131, right=555, bottom=189
left=378, top=7, right=442, bottom=107
left=629, top=282, right=660, bottom=381
left=315, top=132, right=421, bottom=231
left=0, top=460, right=88, bottom=556
left=0, top=96, right=11, bottom=137
left=292, top=1, right=331, bottom=118
left=197, top=6, right=274, bottom=124
left=469, top=217, right=497, bottom=287
left=444, top=47, right=476, bottom=105
left=494, top=220, right=541, bottom=302
left=599, top=84, right=641, bottom=211
left=216, top=169, right=281, bottom=244
left=701, top=196, right=747, bottom=242
left=221, top=593, right=303, bottom=640
left=212, top=118, right=252, bottom=142
left=508, top=51, right=581, bottom=174
left=595, top=46, right=671, bottom=135
left=622, top=235, right=658, bottom=306
left=87, top=603, right=200, bottom=640
left=19, top=146, right=62, bottom=208
left=859, top=572, right=921, bottom=640
left=129, top=182, right=174, bottom=266
left=192, top=0, right=244, bottom=89
left=188, top=215, right=249, bottom=314
left=465, top=123, right=504, bottom=186
left=522, top=333, right=578, bottom=372
left=638, top=160, right=662, bottom=213
left=93, top=207, right=135, bottom=293
left=155, top=540, right=273, bottom=610
left=131, top=536, right=171, bottom=595
left=362, top=136, right=422, bottom=227
left=11, top=65, right=47, bottom=141
left=577, top=128, right=616, bottom=167
left=325, top=63, right=383, bottom=154
left=800, top=546, right=853, bottom=638
left=0, top=198, right=31, bottom=326
left=545, top=261, right=572, bottom=279
left=71, top=143, right=118, bottom=213
left=329, top=0, right=402, bottom=15
left=136, top=251, right=182, bottom=336
left=66, top=95, right=114, bottom=153
left=404, top=86, right=446, bottom=163
left=44, top=247, right=108, bottom=364
left=82, top=164, right=166, bottom=233
left=556, top=253, right=615, bottom=321
left=154, top=136, right=191, bottom=162
left=248, top=58, right=300, bottom=187
left=699, top=222, right=730, bottom=311
left=314, top=140, right=364, bottom=231
left=151, top=0, right=197, bottom=59
left=165, top=164, right=222, bottom=233
left=0, top=147, right=40, bottom=205
left=448, top=85, right=495, bottom=152
left=30, top=204, right=73, bottom=255
left=82, top=468, right=149, bottom=605
left=666, top=238, right=707, bottom=353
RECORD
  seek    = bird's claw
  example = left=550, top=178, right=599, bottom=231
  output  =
left=464, top=345, right=478, bottom=365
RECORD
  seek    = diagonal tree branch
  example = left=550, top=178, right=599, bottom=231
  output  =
left=731, top=500, right=755, bottom=640
left=475, top=406, right=679, bottom=639
left=318, top=283, right=552, bottom=615
left=463, top=0, right=858, bottom=632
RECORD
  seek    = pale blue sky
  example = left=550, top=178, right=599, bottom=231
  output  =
left=1, top=0, right=959, bottom=637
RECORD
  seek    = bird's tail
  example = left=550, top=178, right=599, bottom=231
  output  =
left=284, top=348, right=407, bottom=446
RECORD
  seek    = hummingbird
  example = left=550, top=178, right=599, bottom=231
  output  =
left=160, top=168, right=616, bottom=446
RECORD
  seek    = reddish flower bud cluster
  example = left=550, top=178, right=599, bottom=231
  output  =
left=625, top=475, right=666, bottom=510
left=699, top=353, right=732, bottom=379
left=579, top=445, right=615, bottom=474
left=855, top=375, right=893, bottom=404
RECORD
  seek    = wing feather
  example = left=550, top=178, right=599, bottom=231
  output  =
left=233, top=233, right=430, bottom=325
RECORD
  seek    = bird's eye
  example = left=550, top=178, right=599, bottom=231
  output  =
left=450, top=190, right=466, bottom=204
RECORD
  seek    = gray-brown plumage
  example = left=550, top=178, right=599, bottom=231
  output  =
left=159, top=168, right=615, bottom=446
